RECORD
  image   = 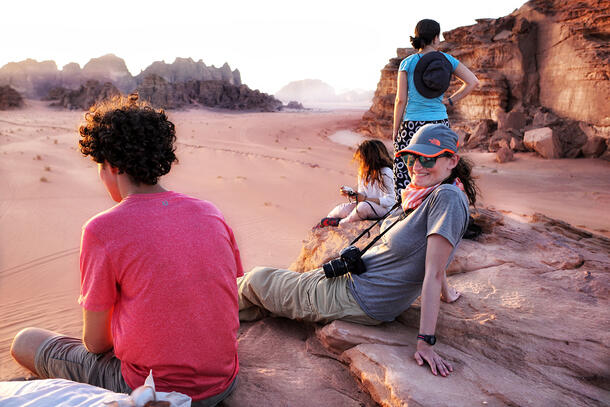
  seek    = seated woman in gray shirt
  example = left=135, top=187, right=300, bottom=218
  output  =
left=238, top=124, right=478, bottom=377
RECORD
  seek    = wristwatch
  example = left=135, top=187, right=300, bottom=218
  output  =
left=417, top=334, right=436, bottom=345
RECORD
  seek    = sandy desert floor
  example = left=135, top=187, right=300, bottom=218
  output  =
left=0, top=100, right=608, bottom=380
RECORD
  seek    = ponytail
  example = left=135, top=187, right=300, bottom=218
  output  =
left=443, top=156, right=479, bottom=206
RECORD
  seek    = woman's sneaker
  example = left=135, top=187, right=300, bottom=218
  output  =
left=312, top=217, right=342, bottom=230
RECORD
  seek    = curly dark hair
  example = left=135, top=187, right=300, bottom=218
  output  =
left=79, top=94, right=177, bottom=185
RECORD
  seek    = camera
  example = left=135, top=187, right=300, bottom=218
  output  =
left=322, top=245, right=366, bottom=278
left=341, top=186, right=357, bottom=197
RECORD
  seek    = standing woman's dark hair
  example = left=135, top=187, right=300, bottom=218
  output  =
left=410, top=19, right=441, bottom=50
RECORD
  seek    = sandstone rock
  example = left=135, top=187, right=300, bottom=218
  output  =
left=222, top=318, right=375, bottom=407
left=284, top=101, right=304, bottom=110
left=581, top=136, right=607, bottom=157
left=488, top=130, right=513, bottom=152
left=465, top=119, right=495, bottom=149
left=135, top=58, right=241, bottom=87
left=498, top=110, right=527, bottom=131
left=357, top=0, right=610, bottom=159
left=0, top=59, right=60, bottom=98
left=532, top=107, right=561, bottom=128
left=295, top=208, right=609, bottom=406
left=524, top=127, right=560, bottom=158
left=510, top=136, right=526, bottom=151
left=81, top=54, right=136, bottom=93
left=0, top=85, right=24, bottom=110
left=47, top=80, right=121, bottom=110
left=495, top=146, right=514, bottom=163
left=553, top=119, right=588, bottom=158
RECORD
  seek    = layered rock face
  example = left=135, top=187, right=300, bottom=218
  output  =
left=0, top=85, right=24, bottom=110
left=45, top=80, right=121, bottom=110
left=135, top=58, right=241, bottom=86
left=0, top=55, right=242, bottom=99
left=136, top=74, right=282, bottom=112
left=358, top=0, right=610, bottom=159
left=276, top=209, right=609, bottom=406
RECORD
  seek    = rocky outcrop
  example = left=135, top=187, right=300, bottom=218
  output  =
left=46, top=80, right=121, bottom=110
left=0, top=55, right=243, bottom=100
left=0, top=59, right=60, bottom=98
left=81, top=54, right=136, bottom=93
left=0, top=85, right=24, bottom=110
left=278, top=209, right=609, bottom=406
left=358, top=0, right=610, bottom=159
left=135, top=58, right=241, bottom=86
left=136, top=74, right=282, bottom=111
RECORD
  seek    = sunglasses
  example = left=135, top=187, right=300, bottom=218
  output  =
left=402, top=153, right=452, bottom=168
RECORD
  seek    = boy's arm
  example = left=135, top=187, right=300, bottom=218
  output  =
left=82, top=308, right=113, bottom=353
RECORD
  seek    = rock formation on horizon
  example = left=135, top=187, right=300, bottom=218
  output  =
left=0, top=85, right=24, bottom=110
left=358, top=0, right=610, bottom=160
left=136, top=74, right=282, bottom=112
left=0, top=55, right=243, bottom=101
left=45, top=80, right=121, bottom=110
left=135, top=57, right=241, bottom=87
left=275, top=79, right=373, bottom=107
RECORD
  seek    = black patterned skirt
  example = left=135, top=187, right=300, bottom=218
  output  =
left=393, top=119, right=451, bottom=202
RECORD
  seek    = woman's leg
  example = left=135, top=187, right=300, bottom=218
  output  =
left=237, top=267, right=379, bottom=325
left=326, top=202, right=356, bottom=219
left=340, top=201, right=387, bottom=223
left=393, top=119, right=450, bottom=202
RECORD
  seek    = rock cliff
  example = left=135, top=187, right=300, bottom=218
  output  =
left=358, top=0, right=610, bottom=159
left=227, top=209, right=610, bottom=406
left=0, top=86, right=24, bottom=110
left=0, top=55, right=243, bottom=99
left=135, top=58, right=241, bottom=86
left=136, top=74, right=282, bottom=112
left=45, top=80, right=121, bottom=110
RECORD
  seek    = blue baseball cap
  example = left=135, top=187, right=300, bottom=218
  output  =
left=396, top=124, right=459, bottom=157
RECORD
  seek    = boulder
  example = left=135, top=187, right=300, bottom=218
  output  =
left=498, top=110, right=527, bottom=132
left=0, top=85, right=24, bottom=109
left=510, top=136, right=526, bottom=151
left=292, top=208, right=609, bottom=406
left=47, top=80, right=121, bottom=110
left=495, top=146, right=514, bottom=163
left=465, top=119, right=496, bottom=149
left=524, top=127, right=561, bottom=158
left=488, top=130, right=513, bottom=152
left=581, top=136, right=607, bottom=158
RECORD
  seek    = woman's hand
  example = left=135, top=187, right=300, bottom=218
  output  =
left=414, top=341, right=453, bottom=377
left=441, top=285, right=461, bottom=303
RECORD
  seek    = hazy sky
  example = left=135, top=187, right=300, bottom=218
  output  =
left=2, top=0, right=527, bottom=94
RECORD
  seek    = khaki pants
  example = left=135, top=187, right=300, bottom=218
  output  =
left=238, top=267, right=380, bottom=325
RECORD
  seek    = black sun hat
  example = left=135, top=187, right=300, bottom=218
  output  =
left=413, top=51, right=453, bottom=98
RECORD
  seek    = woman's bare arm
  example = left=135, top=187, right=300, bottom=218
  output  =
left=415, top=233, right=455, bottom=377
left=447, top=63, right=479, bottom=104
left=393, top=70, right=408, bottom=138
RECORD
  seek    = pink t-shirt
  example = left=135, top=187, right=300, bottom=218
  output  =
left=78, top=191, right=243, bottom=400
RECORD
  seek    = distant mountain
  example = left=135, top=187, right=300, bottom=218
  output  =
left=135, top=58, right=241, bottom=86
left=275, top=79, right=373, bottom=107
left=0, top=55, right=242, bottom=98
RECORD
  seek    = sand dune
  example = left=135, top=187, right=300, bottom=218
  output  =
left=0, top=100, right=608, bottom=380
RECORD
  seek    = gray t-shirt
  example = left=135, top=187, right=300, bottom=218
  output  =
left=347, top=184, right=469, bottom=321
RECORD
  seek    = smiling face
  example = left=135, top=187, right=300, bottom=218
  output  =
left=407, top=153, right=459, bottom=187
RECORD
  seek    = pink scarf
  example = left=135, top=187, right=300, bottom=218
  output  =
left=401, top=178, right=464, bottom=212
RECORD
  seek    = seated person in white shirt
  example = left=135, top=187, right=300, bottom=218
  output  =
left=316, top=140, right=396, bottom=228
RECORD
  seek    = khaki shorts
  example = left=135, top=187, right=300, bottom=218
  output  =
left=34, top=335, right=238, bottom=406
left=238, top=267, right=381, bottom=325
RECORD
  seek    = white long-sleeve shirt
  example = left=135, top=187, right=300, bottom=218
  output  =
left=358, top=167, right=396, bottom=209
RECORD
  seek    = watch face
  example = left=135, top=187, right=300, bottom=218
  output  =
left=428, top=336, right=436, bottom=345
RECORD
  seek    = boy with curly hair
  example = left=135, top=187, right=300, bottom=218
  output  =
left=10, top=95, right=242, bottom=405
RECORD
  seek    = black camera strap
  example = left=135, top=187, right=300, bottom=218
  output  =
left=348, top=202, right=414, bottom=256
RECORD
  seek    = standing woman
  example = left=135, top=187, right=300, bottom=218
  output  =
left=393, top=19, right=479, bottom=201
